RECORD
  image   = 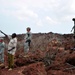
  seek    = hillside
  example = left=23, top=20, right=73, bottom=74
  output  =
left=0, top=32, right=75, bottom=75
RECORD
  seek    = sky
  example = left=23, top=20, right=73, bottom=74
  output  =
left=0, top=0, right=75, bottom=36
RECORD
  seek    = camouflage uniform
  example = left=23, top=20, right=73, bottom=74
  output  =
left=0, top=40, right=5, bottom=63
left=24, top=32, right=32, bottom=54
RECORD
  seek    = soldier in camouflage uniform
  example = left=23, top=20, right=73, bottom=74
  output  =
left=24, top=27, right=32, bottom=57
left=0, top=38, right=5, bottom=66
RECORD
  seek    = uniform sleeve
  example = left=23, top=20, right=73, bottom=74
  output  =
left=24, top=34, right=27, bottom=42
left=13, top=38, right=17, bottom=48
left=24, top=33, right=28, bottom=40
left=8, top=35, right=12, bottom=39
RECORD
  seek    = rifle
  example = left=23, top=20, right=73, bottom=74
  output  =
left=8, top=47, right=15, bottom=51
left=0, top=30, right=8, bottom=37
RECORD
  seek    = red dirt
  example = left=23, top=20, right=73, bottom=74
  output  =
left=0, top=32, right=75, bottom=75
left=22, top=62, right=47, bottom=75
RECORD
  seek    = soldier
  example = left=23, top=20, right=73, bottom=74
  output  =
left=24, top=27, right=32, bottom=57
left=70, top=18, right=75, bottom=53
left=0, top=30, right=17, bottom=70
left=71, top=18, right=75, bottom=38
left=0, top=38, right=5, bottom=66
left=7, top=33, right=17, bottom=70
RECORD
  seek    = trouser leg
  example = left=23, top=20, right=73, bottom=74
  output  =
left=1, top=53, right=4, bottom=63
left=1, top=49, right=4, bottom=63
left=8, top=53, right=14, bottom=68
left=26, top=40, right=31, bottom=47
left=8, top=53, right=11, bottom=68
left=24, top=42, right=29, bottom=54
left=0, top=49, right=4, bottom=63
left=11, top=55, right=14, bottom=68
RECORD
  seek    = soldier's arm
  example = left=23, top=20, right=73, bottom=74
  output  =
left=0, top=30, right=8, bottom=37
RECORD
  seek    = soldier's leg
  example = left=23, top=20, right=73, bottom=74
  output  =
left=1, top=49, right=4, bottom=63
left=24, top=42, right=29, bottom=54
left=28, top=40, right=31, bottom=47
left=0, top=49, right=4, bottom=63
left=24, top=42, right=29, bottom=57
left=28, top=40, right=31, bottom=51
left=0, top=49, right=2, bottom=63
left=11, top=55, right=14, bottom=68
left=8, top=53, right=11, bottom=68
left=0, top=53, right=1, bottom=63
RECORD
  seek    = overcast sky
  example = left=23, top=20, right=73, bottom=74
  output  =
left=0, top=0, right=75, bottom=36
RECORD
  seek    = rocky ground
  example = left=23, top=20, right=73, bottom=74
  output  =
left=0, top=32, right=75, bottom=75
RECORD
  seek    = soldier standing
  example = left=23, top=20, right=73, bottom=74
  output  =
left=0, top=30, right=17, bottom=70
left=24, top=27, right=32, bottom=57
left=0, top=38, right=5, bottom=66
left=70, top=18, right=75, bottom=53
left=71, top=18, right=75, bottom=38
